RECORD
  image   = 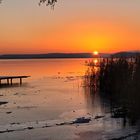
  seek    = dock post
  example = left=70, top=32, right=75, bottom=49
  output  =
left=10, top=78, right=13, bottom=85
left=20, top=78, right=22, bottom=85
left=7, top=79, right=9, bottom=85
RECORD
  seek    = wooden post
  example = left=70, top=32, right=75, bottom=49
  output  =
left=7, top=79, right=9, bottom=85
left=10, top=78, right=13, bottom=85
left=20, top=78, right=22, bottom=85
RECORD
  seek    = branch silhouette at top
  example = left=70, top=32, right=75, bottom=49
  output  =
left=0, top=0, right=57, bottom=7
left=39, top=0, right=57, bottom=9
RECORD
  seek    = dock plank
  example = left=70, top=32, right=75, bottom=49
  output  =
left=0, top=76, right=30, bottom=79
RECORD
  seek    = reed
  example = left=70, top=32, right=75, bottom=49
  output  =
left=84, top=56, right=140, bottom=125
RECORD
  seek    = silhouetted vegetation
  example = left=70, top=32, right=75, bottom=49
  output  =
left=0, top=0, right=57, bottom=7
left=39, top=0, right=57, bottom=7
left=85, top=56, right=140, bottom=126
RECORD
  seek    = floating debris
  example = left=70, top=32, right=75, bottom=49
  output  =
left=94, top=115, right=105, bottom=120
left=72, top=117, right=91, bottom=124
left=0, top=101, right=8, bottom=106
left=6, top=111, right=12, bottom=114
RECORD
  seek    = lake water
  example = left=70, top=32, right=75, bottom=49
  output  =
left=0, top=59, right=139, bottom=140
left=0, top=59, right=89, bottom=122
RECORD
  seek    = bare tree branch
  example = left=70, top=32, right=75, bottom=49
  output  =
left=39, top=0, right=57, bottom=9
left=39, top=0, right=57, bottom=6
left=0, top=0, right=57, bottom=7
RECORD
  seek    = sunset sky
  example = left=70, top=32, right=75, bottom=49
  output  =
left=0, top=0, right=140, bottom=54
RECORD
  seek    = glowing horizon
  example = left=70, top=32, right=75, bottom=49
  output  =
left=0, top=0, right=140, bottom=54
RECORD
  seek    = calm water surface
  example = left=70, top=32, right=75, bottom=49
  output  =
left=0, top=59, right=99, bottom=123
left=0, top=59, right=139, bottom=140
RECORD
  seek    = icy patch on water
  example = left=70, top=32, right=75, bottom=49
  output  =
left=0, top=111, right=139, bottom=140
left=0, top=116, right=92, bottom=134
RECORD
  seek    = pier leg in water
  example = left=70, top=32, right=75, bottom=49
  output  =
left=7, top=79, right=9, bottom=85
left=10, top=78, right=13, bottom=85
left=20, top=78, right=22, bottom=85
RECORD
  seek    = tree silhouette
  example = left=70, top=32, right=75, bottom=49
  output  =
left=0, top=0, right=57, bottom=6
left=39, top=0, right=57, bottom=7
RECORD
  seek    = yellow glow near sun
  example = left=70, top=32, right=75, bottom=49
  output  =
left=93, top=51, right=99, bottom=55
left=94, top=59, right=98, bottom=65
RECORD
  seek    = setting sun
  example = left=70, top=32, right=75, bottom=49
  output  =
left=93, top=51, right=99, bottom=56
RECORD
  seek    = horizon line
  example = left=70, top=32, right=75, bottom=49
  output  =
left=0, top=50, right=139, bottom=55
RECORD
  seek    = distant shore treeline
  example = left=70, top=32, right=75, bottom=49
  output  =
left=0, top=53, right=108, bottom=59
left=0, top=51, right=139, bottom=59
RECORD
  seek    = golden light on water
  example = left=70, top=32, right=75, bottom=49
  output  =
left=93, top=51, right=99, bottom=56
left=94, top=59, right=98, bottom=65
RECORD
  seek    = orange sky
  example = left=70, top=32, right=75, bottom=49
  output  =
left=0, top=0, right=140, bottom=54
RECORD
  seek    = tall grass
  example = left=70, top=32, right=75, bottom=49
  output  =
left=84, top=56, right=140, bottom=125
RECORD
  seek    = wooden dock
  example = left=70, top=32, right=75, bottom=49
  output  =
left=0, top=76, right=30, bottom=86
